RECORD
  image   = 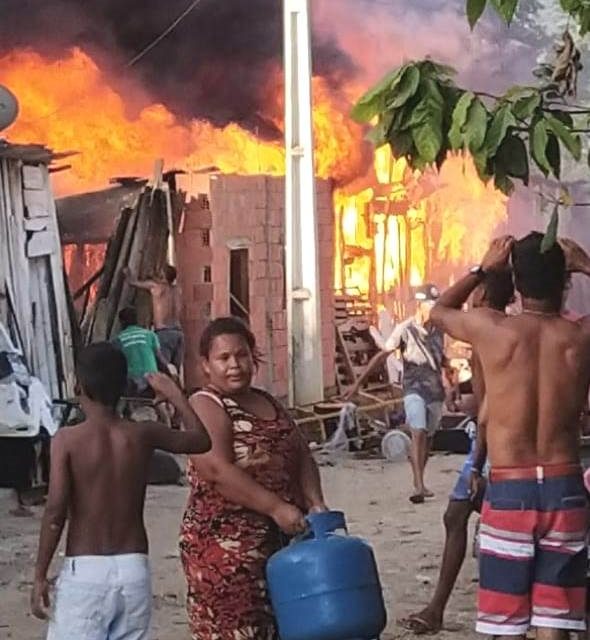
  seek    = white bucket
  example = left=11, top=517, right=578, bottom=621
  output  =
left=381, top=429, right=411, bottom=462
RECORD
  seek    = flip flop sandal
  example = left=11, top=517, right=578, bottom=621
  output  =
left=409, top=494, right=425, bottom=504
left=398, top=615, right=441, bottom=635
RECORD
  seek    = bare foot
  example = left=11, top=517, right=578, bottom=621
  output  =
left=423, top=489, right=435, bottom=498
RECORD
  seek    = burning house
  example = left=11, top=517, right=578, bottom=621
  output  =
left=0, top=0, right=524, bottom=401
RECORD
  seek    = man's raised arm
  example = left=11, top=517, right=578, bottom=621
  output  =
left=430, top=236, right=514, bottom=342
left=123, top=267, right=156, bottom=291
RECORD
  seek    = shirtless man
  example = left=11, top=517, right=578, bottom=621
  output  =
left=401, top=269, right=514, bottom=635
left=30, top=342, right=211, bottom=639
left=431, top=233, right=590, bottom=639
left=125, top=265, right=184, bottom=374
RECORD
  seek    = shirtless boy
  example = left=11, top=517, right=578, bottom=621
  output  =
left=30, top=342, right=211, bottom=639
left=125, top=265, right=184, bottom=374
left=431, top=233, right=590, bottom=639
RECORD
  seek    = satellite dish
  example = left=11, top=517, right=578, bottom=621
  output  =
left=0, top=85, right=19, bottom=131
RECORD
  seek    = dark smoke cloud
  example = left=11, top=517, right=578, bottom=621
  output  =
left=0, top=0, right=356, bottom=136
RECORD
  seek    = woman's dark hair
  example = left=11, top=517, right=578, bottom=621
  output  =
left=483, top=268, right=515, bottom=311
left=77, top=342, right=127, bottom=408
left=119, top=306, right=138, bottom=329
left=511, top=232, right=566, bottom=308
left=199, top=317, right=262, bottom=364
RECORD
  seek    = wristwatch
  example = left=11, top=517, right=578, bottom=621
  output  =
left=469, top=265, right=486, bottom=280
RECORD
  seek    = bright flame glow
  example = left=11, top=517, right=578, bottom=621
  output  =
left=1, top=47, right=364, bottom=196
left=1, top=47, right=508, bottom=314
left=335, top=151, right=507, bottom=312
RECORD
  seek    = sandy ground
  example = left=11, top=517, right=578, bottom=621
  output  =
left=0, top=453, right=480, bottom=640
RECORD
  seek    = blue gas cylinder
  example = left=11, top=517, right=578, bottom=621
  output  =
left=266, top=510, right=387, bottom=640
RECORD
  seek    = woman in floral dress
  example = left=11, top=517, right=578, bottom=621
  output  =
left=181, top=317, right=326, bottom=639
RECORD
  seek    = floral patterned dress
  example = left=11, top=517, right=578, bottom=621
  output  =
left=179, top=386, right=304, bottom=640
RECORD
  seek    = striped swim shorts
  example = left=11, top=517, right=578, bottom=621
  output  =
left=477, top=465, right=589, bottom=636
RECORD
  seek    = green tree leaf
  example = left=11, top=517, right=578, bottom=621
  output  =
left=467, top=0, right=487, bottom=28
left=485, top=104, right=517, bottom=155
left=546, top=133, right=561, bottom=179
left=386, top=65, right=421, bottom=110
left=560, top=0, right=578, bottom=12
left=511, top=93, right=541, bottom=120
left=464, top=98, right=489, bottom=152
left=531, top=119, right=551, bottom=177
left=413, top=122, right=443, bottom=163
left=409, top=79, right=444, bottom=163
left=365, top=113, right=394, bottom=146
left=494, top=172, right=515, bottom=195
left=540, top=204, right=559, bottom=254
left=448, top=91, right=475, bottom=149
left=387, top=130, right=414, bottom=157
left=419, top=60, right=457, bottom=78
left=351, top=66, right=406, bottom=123
left=544, top=113, right=582, bottom=160
left=472, top=150, right=491, bottom=181
left=496, top=135, right=529, bottom=184
left=491, top=0, right=518, bottom=24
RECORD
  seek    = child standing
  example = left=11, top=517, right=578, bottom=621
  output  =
left=30, top=342, right=211, bottom=639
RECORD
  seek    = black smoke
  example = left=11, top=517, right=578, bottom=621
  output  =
left=0, top=0, right=356, bottom=136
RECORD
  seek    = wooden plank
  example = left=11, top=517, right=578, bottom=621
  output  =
left=23, top=189, right=49, bottom=217
left=24, top=218, right=48, bottom=232
left=29, top=259, right=53, bottom=395
left=3, top=161, right=33, bottom=365
left=42, top=163, right=76, bottom=396
left=22, top=165, right=45, bottom=190
left=27, top=230, right=55, bottom=257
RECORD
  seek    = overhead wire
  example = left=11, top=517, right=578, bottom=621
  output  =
left=23, top=0, right=207, bottom=124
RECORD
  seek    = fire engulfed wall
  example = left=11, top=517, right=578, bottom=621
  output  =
left=177, top=174, right=335, bottom=400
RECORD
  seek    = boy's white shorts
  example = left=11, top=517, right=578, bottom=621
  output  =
left=47, top=554, right=151, bottom=640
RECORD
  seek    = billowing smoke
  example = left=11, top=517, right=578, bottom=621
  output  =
left=1, top=0, right=540, bottom=136
left=0, top=0, right=355, bottom=136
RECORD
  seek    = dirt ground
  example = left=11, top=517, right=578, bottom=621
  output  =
left=0, top=454, right=480, bottom=640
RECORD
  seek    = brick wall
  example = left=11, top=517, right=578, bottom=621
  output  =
left=177, top=174, right=335, bottom=402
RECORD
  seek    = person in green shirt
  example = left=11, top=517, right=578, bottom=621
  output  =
left=115, top=307, right=168, bottom=396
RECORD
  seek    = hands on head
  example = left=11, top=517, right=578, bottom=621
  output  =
left=481, top=236, right=515, bottom=273
left=481, top=234, right=590, bottom=276
left=559, top=238, right=590, bottom=275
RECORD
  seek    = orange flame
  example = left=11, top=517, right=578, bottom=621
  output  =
left=1, top=47, right=364, bottom=195
left=2, top=47, right=508, bottom=314
left=335, top=151, right=507, bottom=310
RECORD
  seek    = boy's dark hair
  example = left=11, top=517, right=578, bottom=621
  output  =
left=164, top=264, right=177, bottom=284
left=119, top=307, right=138, bottom=329
left=483, top=269, right=515, bottom=311
left=511, top=232, right=566, bottom=308
left=77, top=343, right=127, bottom=408
left=199, top=316, right=262, bottom=365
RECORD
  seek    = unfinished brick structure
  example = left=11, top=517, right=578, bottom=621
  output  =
left=176, top=174, right=335, bottom=400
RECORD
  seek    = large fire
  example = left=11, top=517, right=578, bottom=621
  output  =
left=2, top=47, right=507, bottom=310
left=1, top=48, right=363, bottom=194
left=335, top=149, right=508, bottom=310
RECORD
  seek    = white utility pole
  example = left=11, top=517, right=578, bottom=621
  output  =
left=283, top=0, right=324, bottom=406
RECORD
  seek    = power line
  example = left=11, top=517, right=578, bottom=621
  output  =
left=25, top=0, right=206, bottom=124
left=127, top=0, right=205, bottom=68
